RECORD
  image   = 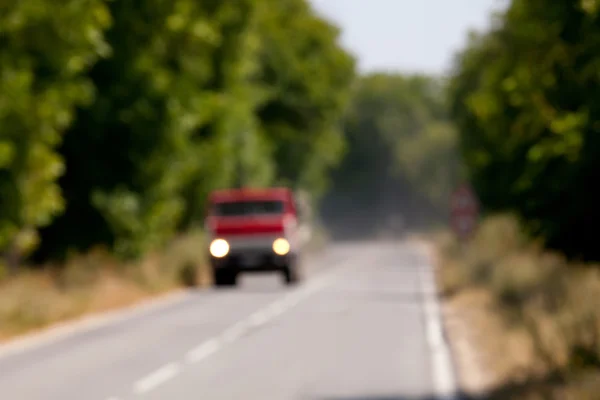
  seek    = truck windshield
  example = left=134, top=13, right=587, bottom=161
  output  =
left=213, top=200, right=285, bottom=216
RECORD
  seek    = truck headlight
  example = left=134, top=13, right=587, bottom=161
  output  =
left=210, top=239, right=229, bottom=258
left=272, top=238, right=290, bottom=255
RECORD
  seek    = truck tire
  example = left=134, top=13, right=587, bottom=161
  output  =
left=283, top=266, right=298, bottom=285
left=283, top=256, right=302, bottom=285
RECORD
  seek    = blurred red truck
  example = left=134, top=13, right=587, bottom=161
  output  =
left=205, top=187, right=303, bottom=287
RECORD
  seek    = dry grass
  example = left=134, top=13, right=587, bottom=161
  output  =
left=0, top=230, right=207, bottom=341
left=436, top=215, right=600, bottom=399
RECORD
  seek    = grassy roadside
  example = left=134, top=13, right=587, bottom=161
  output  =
left=435, top=215, right=600, bottom=399
left=0, top=225, right=330, bottom=343
left=0, top=231, right=208, bottom=342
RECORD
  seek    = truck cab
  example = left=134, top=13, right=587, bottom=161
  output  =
left=205, top=187, right=302, bottom=287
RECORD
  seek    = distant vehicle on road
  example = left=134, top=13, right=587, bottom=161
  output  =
left=205, top=187, right=302, bottom=287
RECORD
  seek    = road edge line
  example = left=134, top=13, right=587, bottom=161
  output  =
left=416, top=240, right=460, bottom=400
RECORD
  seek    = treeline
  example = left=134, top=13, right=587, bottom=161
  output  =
left=0, top=0, right=355, bottom=268
left=449, top=0, right=600, bottom=261
left=321, top=73, right=461, bottom=237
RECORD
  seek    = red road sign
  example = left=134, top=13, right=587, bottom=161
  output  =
left=450, top=184, right=479, bottom=240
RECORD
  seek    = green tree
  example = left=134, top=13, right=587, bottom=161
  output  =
left=322, top=73, right=460, bottom=236
left=37, top=0, right=223, bottom=259
left=0, top=0, right=110, bottom=268
left=34, top=0, right=356, bottom=260
left=178, top=0, right=277, bottom=229
left=449, top=0, right=600, bottom=260
left=256, top=0, right=356, bottom=199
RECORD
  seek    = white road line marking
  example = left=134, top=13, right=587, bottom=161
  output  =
left=186, top=338, right=221, bottom=364
left=266, top=300, right=287, bottom=317
left=283, top=294, right=301, bottom=308
left=416, top=244, right=459, bottom=400
left=248, top=310, right=270, bottom=327
left=133, top=362, right=181, bottom=394
left=431, top=348, right=459, bottom=396
left=184, top=260, right=355, bottom=362
left=126, top=252, right=364, bottom=397
left=183, top=253, right=360, bottom=352
left=221, top=321, right=249, bottom=343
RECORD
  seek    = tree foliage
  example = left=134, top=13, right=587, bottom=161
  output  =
left=256, top=0, right=355, bottom=197
left=449, top=0, right=600, bottom=260
left=0, top=0, right=355, bottom=263
left=2, top=0, right=467, bottom=265
left=0, top=0, right=111, bottom=263
left=321, top=73, right=461, bottom=237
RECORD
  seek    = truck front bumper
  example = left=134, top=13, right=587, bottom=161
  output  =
left=210, top=250, right=296, bottom=271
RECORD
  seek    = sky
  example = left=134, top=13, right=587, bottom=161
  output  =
left=309, top=0, right=508, bottom=75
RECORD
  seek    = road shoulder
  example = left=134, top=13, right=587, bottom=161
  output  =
left=416, top=238, right=499, bottom=397
left=0, top=289, right=189, bottom=360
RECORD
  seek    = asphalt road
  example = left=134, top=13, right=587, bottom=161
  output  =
left=0, top=241, right=457, bottom=400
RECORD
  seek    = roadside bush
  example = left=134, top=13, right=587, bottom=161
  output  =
left=178, top=262, right=198, bottom=288
left=0, top=231, right=207, bottom=340
left=438, top=214, right=600, bottom=398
